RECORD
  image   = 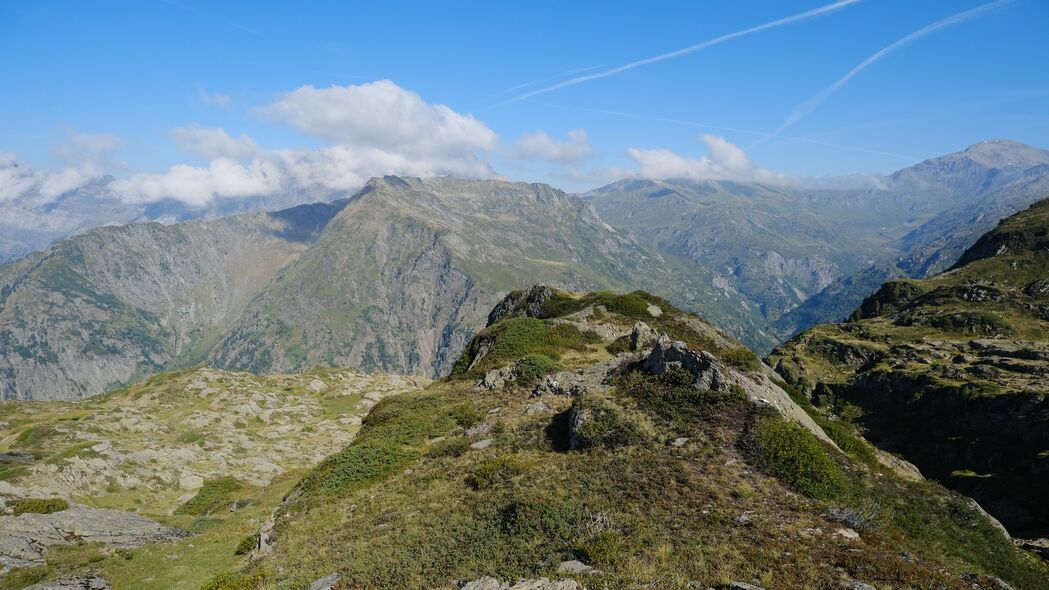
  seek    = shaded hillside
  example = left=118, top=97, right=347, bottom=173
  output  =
left=769, top=199, right=1049, bottom=538
left=202, top=288, right=1046, bottom=589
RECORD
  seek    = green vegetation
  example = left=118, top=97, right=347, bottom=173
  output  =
left=617, top=367, right=749, bottom=432
left=513, top=353, right=561, bottom=385
left=452, top=317, right=595, bottom=376
left=44, top=441, right=102, bottom=465
left=175, top=477, right=244, bottom=516
left=743, top=412, right=846, bottom=500
left=720, top=346, right=761, bottom=371
left=569, top=395, right=649, bottom=450
left=12, top=424, right=57, bottom=448
left=11, top=497, right=70, bottom=515
left=295, top=393, right=457, bottom=500
left=234, top=533, right=257, bottom=556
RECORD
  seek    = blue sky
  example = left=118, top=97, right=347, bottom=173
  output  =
left=2, top=0, right=1048, bottom=199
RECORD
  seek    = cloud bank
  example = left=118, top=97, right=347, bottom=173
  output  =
left=515, top=129, right=592, bottom=163
left=628, top=135, right=782, bottom=182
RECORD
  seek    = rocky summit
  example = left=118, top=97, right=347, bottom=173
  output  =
left=769, top=199, right=1049, bottom=539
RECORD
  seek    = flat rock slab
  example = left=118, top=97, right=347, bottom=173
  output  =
left=0, top=507, right=190, bottom=571
left=25, top=576, right=112, bottom=590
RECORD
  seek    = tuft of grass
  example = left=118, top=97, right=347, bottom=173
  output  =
left=12, top=424, right=57, bottom=448
left=0, top=567, right=49, bottom=590
left=11, top=497, right=70, bottom=515
left=466, top=455, right=534, bottom=490
left=199, top=570, right=271, bottom=590
left=720, top=346, right=761, bottom=371
left=175, top=477, right=243, bottom=516
left=45, top=441, right=102, bottom=465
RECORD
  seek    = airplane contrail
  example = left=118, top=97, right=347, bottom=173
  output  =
left=757, top=0, right=1014, bottom=146
left=515, top=0, right=862, bottom=100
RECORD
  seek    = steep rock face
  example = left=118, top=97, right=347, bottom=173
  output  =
left=0, top=202, right=343, bottom=400
left=769, top=199, right=1049, bottom=538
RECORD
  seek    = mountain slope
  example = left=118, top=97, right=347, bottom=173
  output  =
left=204, top=288, right=1046, bottom=589
left=0, top=201, right=344, bottom=400
left=588, top=140, right=1049, bottom=345
left=209, top=176, right=735, bottom=379
left=769, top=198, right=1049, bottom=538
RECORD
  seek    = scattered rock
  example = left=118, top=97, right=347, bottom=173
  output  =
left=646, top=304, right=663, bottom=318
left=307, top=378, right=328, bottom=393
left=672, top=437, right=689, bottom=447
left=842, top=581, right=876, bottom=590
left=556, top=559, right=593, bottom=574
left=466, top=422, right=493, bottom=437
left=461, top=577, right=502, bottom=590
left=178, top=472, right=204, bottom=490
left=524, top=402, right=550, bottom=415
left=728, top=583, right=765, bottom=590
left=470, top=439, right=494, bottom=450
left=309, top=572, right=341, bottom=590
left=460, top=577, right=581, bottom=590
left=834, top=527, right=861, bottom=541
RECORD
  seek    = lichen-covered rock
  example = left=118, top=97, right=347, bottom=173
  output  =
left=487, top=285, right=554, bottom=326
left=629, top=321, right=661, bottom=351
left=24, top=576, right=112, bottom=590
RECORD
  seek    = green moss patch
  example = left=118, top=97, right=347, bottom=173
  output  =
left=175, top=477, right=243, bottom=516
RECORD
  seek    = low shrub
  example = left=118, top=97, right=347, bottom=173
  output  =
left=175, top=477, right=242, bottom=516
left=426, top=437, right=472, bottom=458
left=617, top=368, right=749, bottom=432
left=467, top=455, right=533, bottom=490
left=514, top=353, right=561, bottom=385
left=449, top=404, right=484, bottom=429
left=721, top=346, right=761, bottom=371
left=234, top=533, right=257, bottom=556
left=0, top=566, right=49, bottom=590
left=11, top=497, right=69, bottom=515
left=743, top=412, right=846, bottom=500
left=571, top=396, right=649, bottom=451
left=297, top=437, right=419, bottom=498
left=12, top=424, right=56, bottom=449
left=199, top=570, right=270, bottom=590
left=605, top=335, right=632, bottom=354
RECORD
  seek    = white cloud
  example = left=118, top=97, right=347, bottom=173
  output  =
left=0, top=132, right=121, bottom=204
left=257, top=80, right=498, bottom=157
left=112, top=158, right=282, bottom=208
left=0, top=153, right=38, bottom=202
left=173, top=125, right=259, bottom=159
left=51, top=130, right=122, bottom=170
left=198, top=87, right=231, bottom=107
left=628, top=134, right=782, bottom=182
left=515, top=129, right=592, bottom=163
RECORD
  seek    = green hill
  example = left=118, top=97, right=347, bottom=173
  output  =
left=769, top=199, right=1049, bottom=539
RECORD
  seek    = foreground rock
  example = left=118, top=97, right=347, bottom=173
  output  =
left=460, top=577, right=582, bottom=590
left=25, top=576, right=112, bottom=590
left=0, top=506, right=190, bottom=572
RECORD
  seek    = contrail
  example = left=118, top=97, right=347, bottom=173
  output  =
left=757, top=0, right=1013, bottom=146
left=515, top=0, right=862, bottom=100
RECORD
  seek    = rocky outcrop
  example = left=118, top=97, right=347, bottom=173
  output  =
left=486, top=285, right=553, bottom=326
left=0, top=507, right=190, bottom=572
left=643, top=338, right=834, bottom=445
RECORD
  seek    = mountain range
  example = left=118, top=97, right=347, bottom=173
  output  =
left=2, top=140, right=1049, bottom=402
